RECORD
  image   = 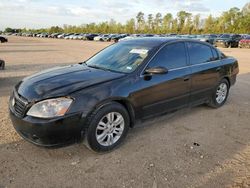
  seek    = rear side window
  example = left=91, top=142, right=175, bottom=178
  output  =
left=149, top=42, right=187, bottom=69
left=187, top=42, right=214, bottom=65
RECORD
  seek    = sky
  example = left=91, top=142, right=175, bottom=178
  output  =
left=0, top=0, right=249, bottom=30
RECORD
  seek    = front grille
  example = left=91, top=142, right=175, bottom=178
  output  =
left=13, top=92, right=28, bottom=117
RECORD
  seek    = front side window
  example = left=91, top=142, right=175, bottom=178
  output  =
left=148, top=42, right=187, bottom=69
left=187, top=42, right=214, bottom=65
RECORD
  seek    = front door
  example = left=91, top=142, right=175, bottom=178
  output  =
left=130, top=42, right=191, bottom=119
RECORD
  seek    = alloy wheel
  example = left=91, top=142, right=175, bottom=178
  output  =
left=216, top=83, right=228, bottom=104
left=95, top=112, right=125, bottom=146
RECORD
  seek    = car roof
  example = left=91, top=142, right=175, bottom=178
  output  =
left=120, top=37, right=213, bottom=47
left=119, top=37, right=179, bottom=47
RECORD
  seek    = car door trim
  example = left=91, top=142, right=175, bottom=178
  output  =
left=139, top=41, right=188, bottom=77
left=139, top=41, right=220, bottom=77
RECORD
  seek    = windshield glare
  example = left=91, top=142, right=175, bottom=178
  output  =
left=86, top=43, right=153, bottom=73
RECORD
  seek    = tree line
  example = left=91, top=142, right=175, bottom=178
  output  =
left=4, top=4, right=250, bottom=35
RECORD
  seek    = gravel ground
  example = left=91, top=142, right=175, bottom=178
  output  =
left=0, top=36, right=250, bottom=188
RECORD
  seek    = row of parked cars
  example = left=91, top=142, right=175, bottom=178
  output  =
left=10, top=32, right=129, bottom=42
left=4, top=32, right=250, bottom=48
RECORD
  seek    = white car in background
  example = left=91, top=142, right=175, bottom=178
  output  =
left=93, top=35, right=102, bottom=41
left=118, top=34, right=140, bottom=42
left=72, top=34, right=81, bottom=40
left=76, top=34, right=85, bottom=40
left=57, top=33, right=65, bottom=39
left=65, top=34, right=75, bottom=39
left=94, top=34, right=110, bottom=41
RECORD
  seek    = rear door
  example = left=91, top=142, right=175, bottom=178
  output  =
left=187, top=42, right=221, bottom=106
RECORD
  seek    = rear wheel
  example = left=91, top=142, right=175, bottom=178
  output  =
left=207, top=79, right=229, bottom=108
left=84, top=102, right=130, bottom=152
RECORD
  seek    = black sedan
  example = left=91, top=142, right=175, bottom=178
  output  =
left=215, top=34, right=242, bottom=48
left=0, top=36, right=8, bottom=43
left=196, top=34, right=218, bottom=45
left=9, top=38, right=239, bottom=152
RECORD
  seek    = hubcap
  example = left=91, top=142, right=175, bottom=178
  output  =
left=216, top=83, right=228, bottom=104
left=95, top=112, right=125, bottom=146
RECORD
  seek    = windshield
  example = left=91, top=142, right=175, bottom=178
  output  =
left=86, top=42, right=153, bottom=73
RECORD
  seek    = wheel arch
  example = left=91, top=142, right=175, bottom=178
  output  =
left=222, top=76, right=231, bottom=88
left=113, top=99, right=136, bottom=128
left=88, top=97, right=136, bottom=128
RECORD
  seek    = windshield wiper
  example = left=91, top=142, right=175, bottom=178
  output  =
left=79, top=61, right=87, bottom=65
left=87, top=65, right=112, bottom=72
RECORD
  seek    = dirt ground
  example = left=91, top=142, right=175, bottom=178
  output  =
left=0, top=36, right=250, bottom=188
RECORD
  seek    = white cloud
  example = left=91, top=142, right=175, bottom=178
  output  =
left=0, top=0, right=245, bottom=30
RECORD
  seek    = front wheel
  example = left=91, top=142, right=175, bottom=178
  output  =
left=84, top=102, right=130, bottom=152
left=207, top=79, right=230, bottom=108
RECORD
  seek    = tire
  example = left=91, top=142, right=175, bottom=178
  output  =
left=207, top=79, right=230, bottom=108
left=0, top=60, right=5, bottom=70
left=84, top=102, right=130, bottom=152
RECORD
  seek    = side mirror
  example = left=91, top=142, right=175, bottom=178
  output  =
left=144, top=66, right=168, bottom=75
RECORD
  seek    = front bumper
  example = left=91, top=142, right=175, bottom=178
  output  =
left=9, top=108, right=86, bottom=147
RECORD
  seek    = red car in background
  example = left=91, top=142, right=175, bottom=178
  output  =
left=239, top=36, right=250, bottom=48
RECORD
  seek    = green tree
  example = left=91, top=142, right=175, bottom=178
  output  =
left=177, top=11, right=191, bottom=33
left=125, top=18, right=135, bottom=33
left=49, top=26, right=63, bottom=34
left=4, top=27, right=14, bottom=33
left=147, top=14, right=154, bottom=31
left=204, top=14, right=215, bottom=33
left=162, top=13, right=173, bottom=33
left=136, top=11, right=145, bottom=32
left=193, top=14, right=201, bottom=34
left=154, top=13, right=162, bottom=33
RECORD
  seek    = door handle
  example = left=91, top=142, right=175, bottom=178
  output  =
left=216, top=67, right=222, bottom=72
left=183, top=76, right=190, bottom=81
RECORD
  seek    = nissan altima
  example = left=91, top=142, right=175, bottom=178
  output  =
left=9, top=38, right=239, bottom=152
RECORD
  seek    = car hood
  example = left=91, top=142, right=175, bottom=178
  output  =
left=16, top=64, right=125, bottom=102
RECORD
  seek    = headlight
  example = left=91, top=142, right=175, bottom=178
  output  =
left=27, top=98, right=73, bottom=118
